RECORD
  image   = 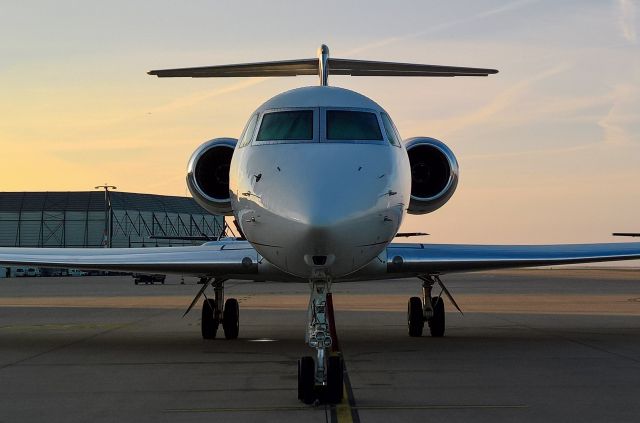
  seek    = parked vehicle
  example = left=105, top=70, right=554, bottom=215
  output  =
left=41, top=268, right=64, bottom=277
left=68, top=269, right=87, bottom=277
left=13, top=268, right=26, bottom=277
left=25, top=268, right=40, bottom=277
left=133, top=274, right=166, bottom=285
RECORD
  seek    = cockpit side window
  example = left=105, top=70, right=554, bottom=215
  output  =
left=238, top=114, right=258, bottom=148
left=256, top=110, right=314, bottom=141
left=381, top=112, right=402, bottom=147
left=326, top=110, right=383, bottom=141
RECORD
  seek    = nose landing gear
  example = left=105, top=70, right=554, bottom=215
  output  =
left=297, top=272, right=344, bottom=404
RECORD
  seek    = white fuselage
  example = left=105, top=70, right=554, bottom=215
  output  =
left=229, top=86, right=411, bottom=278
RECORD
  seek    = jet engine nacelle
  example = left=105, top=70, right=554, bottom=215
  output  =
left=405, top=137, right=459, bottom=215
left=186, top=137, right=237, bottom=216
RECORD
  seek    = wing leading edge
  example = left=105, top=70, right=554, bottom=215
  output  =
left=0, top=241, right=258, bottom=278
left=386, top=242, right=640, bottom=275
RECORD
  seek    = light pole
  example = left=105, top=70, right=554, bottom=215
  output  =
left=95, top=184, right=117, bottom=248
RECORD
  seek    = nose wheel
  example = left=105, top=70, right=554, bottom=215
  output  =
left=297, top=273, right=344, bottom=404
left=297, top=356, right=315, bottom=404
left=298, top=353, right=344, bottom=404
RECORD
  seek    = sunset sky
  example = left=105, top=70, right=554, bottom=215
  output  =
left=1, top=0, right=638, bottom=244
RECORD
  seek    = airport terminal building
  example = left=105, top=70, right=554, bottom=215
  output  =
left=0, top=191, right=225, bottom=276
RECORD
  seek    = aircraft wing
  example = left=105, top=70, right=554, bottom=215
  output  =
left=386, top=242, right=640, bottom=275
left=0, top=241, right=258, bottom=278
left=3, top=241, right=638, bottom=281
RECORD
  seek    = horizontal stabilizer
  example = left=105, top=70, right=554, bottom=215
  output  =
left=148, top=59, right=318, bottom=78
left=328, top=58, right=497, bottom=77
left=148, top=45, right=498, bottom=86
left=148, top=58, right=497, bottom=78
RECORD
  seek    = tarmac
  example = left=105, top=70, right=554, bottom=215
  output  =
left=1, top=268, right=640, bottom=423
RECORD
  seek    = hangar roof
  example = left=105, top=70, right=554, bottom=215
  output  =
left=0, top=191, right=211, bottom=214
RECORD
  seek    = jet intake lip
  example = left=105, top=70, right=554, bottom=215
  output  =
left=405, top=137, right=459, bottom=215
left=186, top=137, right=237, bottom=216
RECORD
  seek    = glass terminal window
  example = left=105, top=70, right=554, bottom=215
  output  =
left=381, top=112, right=402, bottom=147
left=256, top=110, right=314, bottom=141
left=326, top=110, right=383, bottom=141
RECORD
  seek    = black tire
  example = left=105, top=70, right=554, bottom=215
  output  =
left=223, top=298, right=239, bottom=340
left=325, top=354, right=344, bottom=403
left=408, top=296, right=424, bottom=337
left=298, top=356, right=316, bottom=404
left=201, top=299, right=219, bottom=339
left=429, top=296, right=445, bottom=337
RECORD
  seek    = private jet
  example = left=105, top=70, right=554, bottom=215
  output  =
left=2, top=45, right=640, bottom=404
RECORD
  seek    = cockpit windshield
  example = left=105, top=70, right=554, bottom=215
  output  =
left=326, top=110, right=383, bottom=141
left=256, top=110, right=314, bottom=141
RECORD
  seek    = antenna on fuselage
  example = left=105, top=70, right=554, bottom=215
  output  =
left=147, top=45, right=498, bottom=86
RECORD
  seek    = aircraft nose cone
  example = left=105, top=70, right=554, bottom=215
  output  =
left=296, top=190, right=364, bottom=228
left=269, top=150, right=397, bottom=256
left=277, top=158, right=386, bottom=237
left=240, top=143, right=407, bottom=278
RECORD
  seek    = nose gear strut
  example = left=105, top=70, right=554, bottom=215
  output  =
left=297, top=270, right=344, bottom=404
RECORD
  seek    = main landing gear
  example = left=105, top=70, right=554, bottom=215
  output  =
left=408, top=275, right=460, bottom=337
left=201, top=278, right=239, bottom=340
left=297, top=272, right=344, bottom=404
